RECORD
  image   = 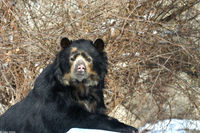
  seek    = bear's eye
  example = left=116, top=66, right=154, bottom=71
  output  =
left=70, top=56, right=75, bottom=61
left=86, top=57, right=92, bottom=63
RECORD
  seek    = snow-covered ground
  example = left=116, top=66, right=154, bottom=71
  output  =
left=140, top=119, right=200, bottom=133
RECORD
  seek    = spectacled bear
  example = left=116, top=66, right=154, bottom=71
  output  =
left=0, top=38, right=138, bottom=133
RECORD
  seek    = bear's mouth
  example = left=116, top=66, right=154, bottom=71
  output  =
left=74, top=73, right=88, bottom=82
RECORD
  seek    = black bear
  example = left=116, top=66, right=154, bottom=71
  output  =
left=0, top=38, right=138, bottom=133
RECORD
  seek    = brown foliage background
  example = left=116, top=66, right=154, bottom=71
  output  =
left=0, top=0, right=200, bottom=129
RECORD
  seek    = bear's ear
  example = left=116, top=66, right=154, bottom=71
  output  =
left=60, top=37, right=71, bottom=49
left=93, top=38, right=104, bottom=53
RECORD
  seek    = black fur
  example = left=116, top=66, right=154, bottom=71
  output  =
left=0, top=38, right=138, bottom=133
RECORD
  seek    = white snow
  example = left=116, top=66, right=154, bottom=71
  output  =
left=39, top=68, right=43, bottom=73
left=139, top=119, right=200, bottom=133
left=153, top=31, right=158, bottom=35
left=34, top=62, right=40, bottom=67
left=135, top=52, right=140, bottom=56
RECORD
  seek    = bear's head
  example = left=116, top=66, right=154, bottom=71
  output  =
left=56, top=37, right=107, bottom=88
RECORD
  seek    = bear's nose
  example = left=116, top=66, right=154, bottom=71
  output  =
left=77, top=64, right=85, bottom=72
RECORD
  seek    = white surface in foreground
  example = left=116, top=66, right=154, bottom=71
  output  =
left=139, top=119, right=200, bottom=133
left=67, top=128, right=119, bottom=133
left=66, top=119, right=200, bottom=133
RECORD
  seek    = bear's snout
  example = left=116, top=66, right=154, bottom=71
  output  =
left=77, top=63, right=86, bottom=72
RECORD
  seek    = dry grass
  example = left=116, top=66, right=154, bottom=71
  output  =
left=0, top=0, right=200, bottom=128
